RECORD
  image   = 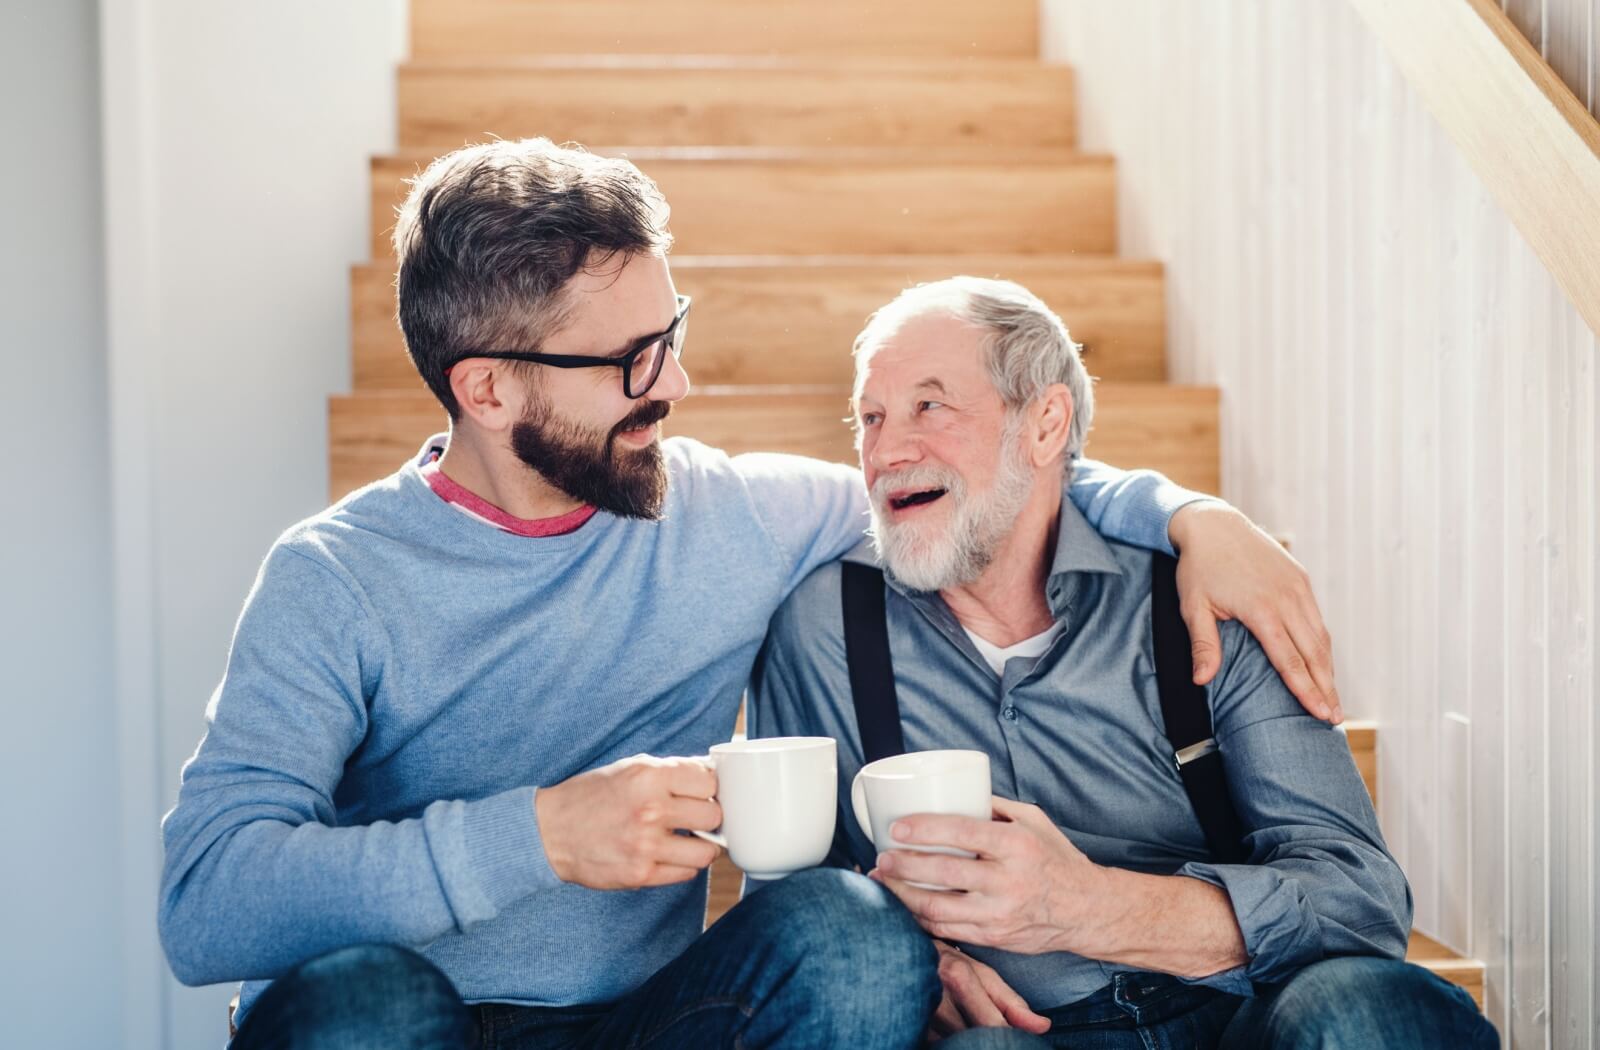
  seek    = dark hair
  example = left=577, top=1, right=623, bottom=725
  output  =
left=393, top=138, right=673, bottom=418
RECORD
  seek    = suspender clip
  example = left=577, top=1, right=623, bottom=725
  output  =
left=1174, top=738, right=1218, bottom=770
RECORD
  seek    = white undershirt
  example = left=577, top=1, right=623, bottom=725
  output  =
left=962, top=621, right=1065, bottom=677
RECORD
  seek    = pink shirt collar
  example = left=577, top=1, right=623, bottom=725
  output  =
left=420, top=451, right=596, bottom=538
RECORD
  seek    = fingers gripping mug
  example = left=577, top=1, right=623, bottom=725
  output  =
left=851, top=750, right=992, bottom=887
left=690, top=736, right=838, bottom=880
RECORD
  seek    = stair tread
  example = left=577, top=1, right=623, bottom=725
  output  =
left=666, top=254, right=1162, bottom=272
left=356, top=254, right=1160, bottom=272
left=410, top=0, right=1038, bottom=60
left=1408, top=932, right=1484, bottom=971
left=327, top=384, right=1220, bottom=502
left=402, top=55, right=1067, bottom=73
left=397, top=59, right=1076, bottom=150
left=379, top=145, right=1093, bottom=167
left=371, top=152, right=1117, bottom=258
left=350, top=255, right=1168, bottom=389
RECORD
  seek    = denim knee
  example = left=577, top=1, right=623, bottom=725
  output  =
left=299, top=943, right=454, bottom=993
left=744, top=868, right=940, bottom=1040
left=936, top=1025, right=1053, bottom=1049
left=233, top=943, right=472, bottom=1050
left=1244, top=955, right=1497, bottom=1050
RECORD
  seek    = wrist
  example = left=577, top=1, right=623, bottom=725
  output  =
left=1167, top=498, right=1234, bottom=554
left=1042, top=857, right=1116, bottom=955
left=1052, top=861, right=1134, bottom=956
left=532, top=785, right=574, bottom=884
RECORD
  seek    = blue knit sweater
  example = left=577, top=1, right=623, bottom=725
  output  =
left=158, top=436, right=1196, bottom=1028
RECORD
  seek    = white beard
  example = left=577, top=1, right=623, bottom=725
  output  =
left=869, top=430, right=1036, bottom=593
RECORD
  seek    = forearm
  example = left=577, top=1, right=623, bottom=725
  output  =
left=160, top=783, right=552, bottom=985
left=1066, top=458, right=1215, bottom=556
left=1068, top=867, right=1248, bottom=980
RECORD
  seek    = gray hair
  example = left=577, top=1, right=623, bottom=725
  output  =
left=393, top=138, right=673, bottom=419
left=852, top=276, right=1095, bottom=469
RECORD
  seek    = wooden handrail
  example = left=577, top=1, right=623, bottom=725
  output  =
left=1349, top=0, right=1600, bottom=340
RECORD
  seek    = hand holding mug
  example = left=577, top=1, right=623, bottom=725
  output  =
left=873, top=796, right=1106, bottom=956
left=689, top=736, right=837, bottom=880
left=852, top=750, right=992, bottom=889
left=535, top=753, right=724, bottom=890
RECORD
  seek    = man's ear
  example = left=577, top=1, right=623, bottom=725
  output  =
left=1028, top=384, right=1075, bottom=469
left=450, top=361, right=523, bottom=432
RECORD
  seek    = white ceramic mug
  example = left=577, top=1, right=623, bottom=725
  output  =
left=690, top=736, right=837, bottom=880
left=851, top=749, right=992, bottom=865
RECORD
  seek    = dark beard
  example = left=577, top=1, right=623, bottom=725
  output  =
left=510, top=396, right=672, bottom=520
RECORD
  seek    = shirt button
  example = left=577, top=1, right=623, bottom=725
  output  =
left=1002, top=706, right=1019, bottom=722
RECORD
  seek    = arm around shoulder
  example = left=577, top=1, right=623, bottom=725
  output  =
left=1066, top=458, right=1215, bottom=556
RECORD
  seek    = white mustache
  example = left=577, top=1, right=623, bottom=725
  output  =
left=870, top=466, right=965, bottom=512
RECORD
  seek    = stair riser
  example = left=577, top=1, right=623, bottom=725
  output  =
left=410, top=0, right=1039, bottom=59
left=397, top=64, right=1075, bottom=150
left=327, top=386, right=1219, bottom=503
left=350, top=259, right=1167, bottom=391
left=370, top=156, right=1118, bottom=259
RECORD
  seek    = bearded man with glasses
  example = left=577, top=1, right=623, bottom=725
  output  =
left=159, top=138, right=1346, bottom=1050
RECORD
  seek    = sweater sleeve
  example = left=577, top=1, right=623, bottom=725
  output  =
left=1065, top=458, right=1218, bottom=556
left=158, top=544, right=559, bottom=986
left=735, top=453, right=872, bottom=595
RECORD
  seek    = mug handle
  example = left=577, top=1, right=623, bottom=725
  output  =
left=850, top=770, right=872, bottom=842
left=687, top=754, right=728, bottom=848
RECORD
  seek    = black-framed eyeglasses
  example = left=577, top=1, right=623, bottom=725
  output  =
left=455, top=294, right=691, bottom=399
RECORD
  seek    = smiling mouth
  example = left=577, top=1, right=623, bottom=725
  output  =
left=889, top=488, right=947, bottom=511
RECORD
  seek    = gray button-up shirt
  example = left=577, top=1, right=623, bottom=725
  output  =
left=749, top=491, right=1411, bottom=1009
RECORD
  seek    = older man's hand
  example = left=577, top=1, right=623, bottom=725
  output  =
left=869, top=796, right=1105, bottom=957
left=1168, top=501, right=1342, bottom=723
left=926, top=940, right=1051, bottom=1040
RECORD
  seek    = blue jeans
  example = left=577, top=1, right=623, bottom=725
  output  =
left=938, top=957, right=1497, bottom=1049
left=230, top=867, right=939, bottom=1049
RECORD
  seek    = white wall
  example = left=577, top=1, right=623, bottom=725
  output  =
left=1043, top=3, right=1599, bottom=1046
left=0, top=2, right=121, bottom=1046
left=99, top=2, right=407, bottom=1046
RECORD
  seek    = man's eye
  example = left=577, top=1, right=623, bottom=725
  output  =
left=917, top=401, right=943, bottom=412
left=858, top=414, right=881, bottom=427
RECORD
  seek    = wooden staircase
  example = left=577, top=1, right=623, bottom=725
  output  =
left=334, top=0, right=1482, bottom=1013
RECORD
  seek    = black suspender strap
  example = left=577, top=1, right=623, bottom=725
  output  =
left=840, top=552, right=1247, bottom=865
left=840, top=562, right=907, bottom=764
left=1150, top=552, right=1248, bottom=864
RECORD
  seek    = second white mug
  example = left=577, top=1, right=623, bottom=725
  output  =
left=851, top=749, right=992, bottom=859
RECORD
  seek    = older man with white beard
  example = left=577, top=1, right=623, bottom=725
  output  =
left=750, top=278, right=1496, bottom=1049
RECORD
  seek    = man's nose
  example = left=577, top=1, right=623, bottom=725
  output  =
left=650, top=349, right=691, bottom=403
left=866, top=414, right=922, bottom=473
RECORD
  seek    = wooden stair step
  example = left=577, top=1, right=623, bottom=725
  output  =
left=1342, top=720, right=1378, bottom=809
left=351, top=255, right=1166, bottom=392
left=397, top=58, right=1075, bottom=151
left=1408, top=931, right=1486, bottom=1009
left=327, top=383, right=1219, bottom=503
left=370, top=148, right=1116, bottom=259
left=409, top=0, right=1039, bottom=60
